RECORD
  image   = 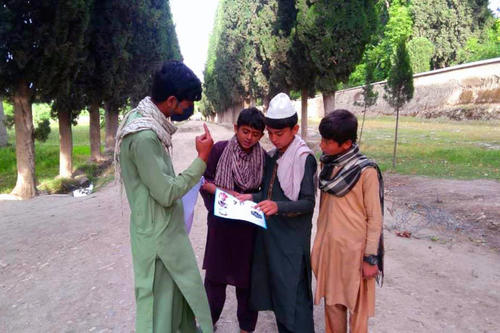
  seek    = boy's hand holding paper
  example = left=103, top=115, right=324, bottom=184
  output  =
left=214, top=189, right=267, bottom=229
left=255, top=200, right=278, bottom=216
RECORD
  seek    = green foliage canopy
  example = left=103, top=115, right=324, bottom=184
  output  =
left=407, top=37, right=435, bottom=73
left=306, top=0, right=377, bottom=94
left=411, top=0, right=491, bottom=68
left=384, top=40, right=414, bottom=110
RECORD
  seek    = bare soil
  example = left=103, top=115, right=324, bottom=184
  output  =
left=1, top=120, right=499, bottom=332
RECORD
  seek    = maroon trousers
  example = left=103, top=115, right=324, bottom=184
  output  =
left=204, top=278, right=258, bottom=331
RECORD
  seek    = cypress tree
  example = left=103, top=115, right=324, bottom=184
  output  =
left=383, top=39, right=414, bottom=168
left=0, top=1, right=91, bottom=198
left=81, top=0, right=182, bottom=156
left=42, top=0, right=93, bottom=178
left=287, top=0, right=317, bottom=139
left=355, top=60, right=378, bottom=145
left=307, top=0, right=377, bottom=114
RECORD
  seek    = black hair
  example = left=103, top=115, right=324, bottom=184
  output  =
left=319, top=109, right=358, bottom=144
left=151, top=61, right=202, bottom=103
left=236, top=107, right=265, bottom=132
left=264, top=113, right=298, bottom=130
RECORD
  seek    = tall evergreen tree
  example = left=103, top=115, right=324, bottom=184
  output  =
left=256, top=0, right=297, bottom=103
left=306, top=0, right=377, bottom=114
left=0, top=1, right=91, bottom=198
left=354, top=60, right=378, bottom=145
left=203, top=0, right=261, bottom=115
left=81, top=0, right=182, bottom=156
left=384, top=40, right=414, bottom=168
left=287, top=0, right=317, bottom=139
left=78, top=0, right=135, bottom=158
left=202, top=0, right=225, bottom=116
left=42, top=0, right=93, bottom=178
left=203, top=0, right=297, bottom=115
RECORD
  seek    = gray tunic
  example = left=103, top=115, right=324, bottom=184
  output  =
left=250, top=153, right=317, bottom=332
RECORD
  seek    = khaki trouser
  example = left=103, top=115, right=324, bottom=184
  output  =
left=324, top=278, right=372, bottom=333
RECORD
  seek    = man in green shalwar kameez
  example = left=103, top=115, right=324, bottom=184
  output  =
left=114, top=61, right=213, bottom=333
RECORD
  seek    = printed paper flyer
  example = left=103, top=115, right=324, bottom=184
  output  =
left=213, top=189, right=267, bottom=229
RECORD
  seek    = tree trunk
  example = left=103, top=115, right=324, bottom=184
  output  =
left=392, top=107, right=400, bottom=168
left=104, top=104, right=119, bottom=153
left=89, top=102, right=102, bottom=161
left=11, top=81, right=37, bottom=199
left=58, top=111, right=73, bottom=178
left=301, top=88, right=308, bottom=139
left=322, top=91, right=336, bottom=116
left=0, top=98, right=8, bottom=147
left=359, top=105, right=367, bottom=145
left=263, top=95, right=270, bottom=112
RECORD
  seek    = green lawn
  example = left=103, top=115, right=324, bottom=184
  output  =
left=354, top=116, right=500, bottom=179
left=1, top=115, right=499, bottom=194
left=0, top=117, right=107, bottom=194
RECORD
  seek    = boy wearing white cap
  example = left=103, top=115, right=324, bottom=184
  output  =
left=238, top=93, right=317, bottom=332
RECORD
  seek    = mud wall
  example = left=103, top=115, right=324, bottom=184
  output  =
left=311, top=57, right=500, bottom=120
left=214, top=58, right=500, bottom=124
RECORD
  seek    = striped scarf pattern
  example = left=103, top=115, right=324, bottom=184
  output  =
left=319, top=144, right=385, bottom=285
left=214, top=136, right=265, bottom=192
left=319, top=145, right=380, bottom=197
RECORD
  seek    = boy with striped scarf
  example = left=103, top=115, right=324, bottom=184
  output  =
left=311, top=109, right=384, bottom=333
left=200, top=107, right=266, bottom=333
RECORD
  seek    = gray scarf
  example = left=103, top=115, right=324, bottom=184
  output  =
left=113, top=97, right=177, bottom=183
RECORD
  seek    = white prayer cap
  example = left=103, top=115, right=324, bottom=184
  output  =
left=266, top=93, right=297, bottom=119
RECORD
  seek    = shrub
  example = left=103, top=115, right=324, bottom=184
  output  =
left=407, top=37, right=434, bottom=73
left=34, top=119, right=51, bottom=142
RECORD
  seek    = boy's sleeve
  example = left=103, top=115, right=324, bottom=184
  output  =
left=275, top=154, right=317, bottom=215
left=362, top=167, right=383, bottom=255
left=200, top=141, right=223, bottom=211
left=132, top=132, right=206, bottom=208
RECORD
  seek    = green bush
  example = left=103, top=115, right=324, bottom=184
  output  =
left=2, top=102, right=52, bottom=141
left=407, top=37, right=434, bottom=73
left=3, top=113, right=14, bottom=129
left=455, top=19, right=500, bottom=63
left=34, top=119, right=51, bottom=142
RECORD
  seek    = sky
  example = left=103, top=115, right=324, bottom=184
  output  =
left=169, top=0, right=219, bottom=81
left=170, top=0, right=500, bottom=82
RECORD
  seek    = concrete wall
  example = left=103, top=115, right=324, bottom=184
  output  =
left=216, top=57, right=500, bottom=123
left=333, top=57, right=500, bottom=120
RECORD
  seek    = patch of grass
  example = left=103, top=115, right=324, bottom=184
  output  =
left=38, top=177, right=80, bottom=194
left=0, top=116, right=112, bottom=194
left=356, top=116, right=500, bottom=179
left=1, top=114, right=499, bottom=194
left=309, top=115, right=499, bottom=179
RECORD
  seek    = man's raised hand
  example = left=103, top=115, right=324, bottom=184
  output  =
left=196, top=123, right=214, bottom=162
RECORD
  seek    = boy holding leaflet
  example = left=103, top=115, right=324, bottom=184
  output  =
left=311, top=109, right=384, bottom=333
left=200, top=107, right=266, bottom=333
left=239, top=93, right=317, bottom=333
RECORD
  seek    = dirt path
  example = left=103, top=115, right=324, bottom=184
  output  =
left=1, top=121, right=499, bottom=332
